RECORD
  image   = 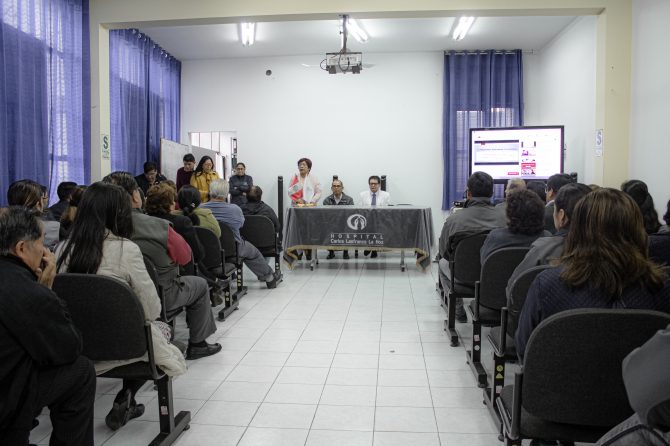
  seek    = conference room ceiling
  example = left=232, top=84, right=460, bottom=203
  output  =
left=139, top=16, right=578, bottom=61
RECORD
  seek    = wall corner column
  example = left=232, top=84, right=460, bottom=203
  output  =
left=90, top=23, right=111, bottom=181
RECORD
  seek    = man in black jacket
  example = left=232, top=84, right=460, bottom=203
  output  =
left=240, top=185, right=282, bottom=248
left=0, top=207, right=95, bottom=446
left=322, top=179, right=354, bottom=259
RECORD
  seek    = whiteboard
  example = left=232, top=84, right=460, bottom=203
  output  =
left=160, top=138, right=226, bottom=182
left=160, top=138, right=189, bottom=182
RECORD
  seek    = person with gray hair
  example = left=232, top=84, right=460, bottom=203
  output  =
left=0, top=207, right=95, bottom=445
left=201, top=179, right=282, bottom=288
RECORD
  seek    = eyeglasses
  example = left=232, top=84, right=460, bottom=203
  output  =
left=369, top=182, right=379, bottom=186
left=332, top=185, right=343, bottom=188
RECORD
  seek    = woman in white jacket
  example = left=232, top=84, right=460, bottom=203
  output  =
left=55, top=182, right=186, bottom=431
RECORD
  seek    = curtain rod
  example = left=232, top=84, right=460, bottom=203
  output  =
left=445, top=50, right=535, bottom=55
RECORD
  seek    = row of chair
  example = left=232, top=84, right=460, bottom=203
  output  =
left=437, top=230, right=670, bottom=445
left=46, top=215, right=282, bottom=446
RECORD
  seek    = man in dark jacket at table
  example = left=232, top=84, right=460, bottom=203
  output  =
left=0, top=207, right=95, bottom=446
left=322, top=178, right=354, bottom=259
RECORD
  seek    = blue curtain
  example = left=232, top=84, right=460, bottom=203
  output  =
left=442, top=50, right=523, bottom=209
left=0, top=0, right=90, bottom=206
left=109, top=29, right=180, bottom=175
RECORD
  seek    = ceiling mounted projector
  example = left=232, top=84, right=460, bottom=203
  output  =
left=325, top=15, right=364, bottom=74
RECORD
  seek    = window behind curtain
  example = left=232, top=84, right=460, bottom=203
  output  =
left=442, top=50, right=523, bottom=209
left=109, top=29, right=180, bottom=176
left=0, top=0, right=90, bottom=206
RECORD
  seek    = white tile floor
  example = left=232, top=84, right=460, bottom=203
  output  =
left=32, top=253, right=508, bottom=446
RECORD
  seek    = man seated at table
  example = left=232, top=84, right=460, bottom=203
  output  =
left=360, top=175, right=390, bottom=258
left=202, top=179, right=282, bottom=288
left=323, top=178, right=354, bottom=259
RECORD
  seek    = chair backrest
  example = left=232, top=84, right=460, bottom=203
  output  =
left=506, top=265, right=552, bottom=336
left=218, top=221, right=239, bottom=262
left=240, top=215, right=277, bottom=252
left=451, top=232, right=490, bottom=285
left=478, top=247, right=530, bottom=310
left=193, top=226, right=223, bottom=270
left=143, top=255, right=161, bottom=296
left=52, top=273, right=148, bottom=361
left=522, top=308, right=670, bottom=427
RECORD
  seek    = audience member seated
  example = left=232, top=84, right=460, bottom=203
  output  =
left=506, top=183, right=592, bottom=297
left=7, top=179, right=60, bottom=249
left=480, top=189, right=549, bottom=263
left=322, top=179, right=354, bottom=259
left=201, top=179, right=282, bottom=288
left=175, top=185, right=221, bottom=237
left=0, top=207, right=95, bottom=445
left=621, top=179, right=661, bottom=234
left=145, top=183, right=225, bottom=306
left=55, top=183, right=186, bottom=431
left=495, top=178, right=526, bottom=211
left=175, top=153, right=195, bottom=191
left=544, top=173, right=574, bottom=233
left=240, top=185, right=282, bottom=249
left=438, top=171, right=507, bottom=322
left=516, top=188, right=670, bottom=361
left=526, top=180, right=546, bottom=203
left=229, top=162, right=253, bottom=206
left=190, top=156, right=220, bottom=203
left=59, top=185, right=87, bottom=239
left=103, top=172, right=221, bottom=361
left=595, top=323, right=670, bottom=446
left=134, top=161, right=167, bottom=197
left=48, top=181, right=77, bottom=221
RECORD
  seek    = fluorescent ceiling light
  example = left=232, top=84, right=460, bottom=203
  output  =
left=240, top=22, right=256, bottom=46
left=452, top=16, right=475, bottom=41
left=346, top=18, right=368, bottom=43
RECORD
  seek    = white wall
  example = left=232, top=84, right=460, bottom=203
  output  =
left=523, top=16, right=597, bottom=184
left=630, top=0, right=670, bottom=217
left=181, top=52, right=449, bottom=233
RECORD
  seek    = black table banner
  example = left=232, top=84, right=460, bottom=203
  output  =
left=282, top=206, right=433, bottom=270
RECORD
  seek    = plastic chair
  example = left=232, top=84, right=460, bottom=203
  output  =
left=53, top=273, right=191, bottom=445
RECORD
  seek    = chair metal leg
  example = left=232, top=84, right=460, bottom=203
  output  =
left=232, top=264, right=247, bottom=300
left=466, top=318, right=488, bottom=388
left=484, top=352, right=506, bottom=428
left=444, top=290, right=459, bottom=347
left=150, top=375, right=190, bottom=446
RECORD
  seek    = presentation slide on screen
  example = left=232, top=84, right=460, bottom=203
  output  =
left=470, top=127, right=563, bottom=180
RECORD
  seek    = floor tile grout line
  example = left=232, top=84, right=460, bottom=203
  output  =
left=221, top=265, right=326, bottom=446
left=408, top=260, right=444, bottom=446
left=303, top=259, right=367, bottom=444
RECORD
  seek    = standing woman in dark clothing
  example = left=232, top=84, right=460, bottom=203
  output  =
left=516, top=188, right=670, bottom=359
left=229, top=162, right=253, bottom=206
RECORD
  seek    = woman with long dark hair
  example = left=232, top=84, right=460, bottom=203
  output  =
left=621, top=179, right=661, bottom=234
left=516, top=188, right=670, bottom=359
left=175, top=184, right=221, bottom=237
left=55, top=182, right=185, bottom=431
left=189, top=155, right=220, bottom=203
left=59, top=185, right=87, bottom=239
